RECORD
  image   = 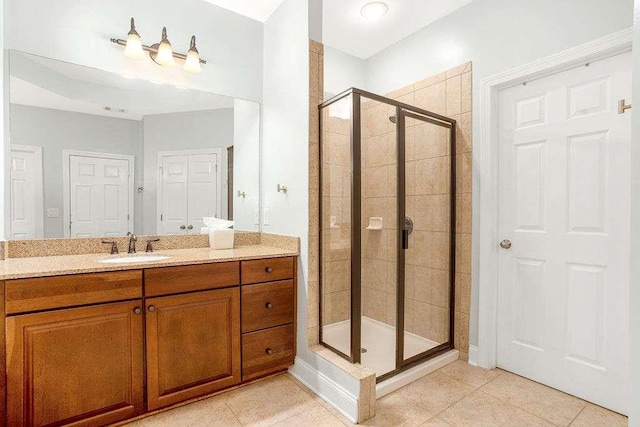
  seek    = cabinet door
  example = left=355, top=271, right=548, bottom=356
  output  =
left=145, top=287, right=241, bottom=410
left=6, top=301, right=145, bottom=427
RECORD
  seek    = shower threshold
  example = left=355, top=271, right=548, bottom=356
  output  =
left=322, top=316, right=441, bottom=377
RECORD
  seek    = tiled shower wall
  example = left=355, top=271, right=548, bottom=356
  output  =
left=308, top=50, right=472, bottom=359
left=360, top=62, right=473, bottom=357
left=308, top=40, right=323, bottom=347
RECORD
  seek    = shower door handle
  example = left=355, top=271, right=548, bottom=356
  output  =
left=402, top=217, right=413, bottom=250
left=402, top=230, right=409, bottom=249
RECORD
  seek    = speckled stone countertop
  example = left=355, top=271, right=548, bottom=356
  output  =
left=0, top=245, right=298, bottom=280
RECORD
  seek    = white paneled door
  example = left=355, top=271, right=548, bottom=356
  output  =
left=10, top=145, right=43, bottom=239
left=159, top=150, right=220, bottom=235
left=497, top=52, right=630, bottom=414
left=68, top=154, right=132, bottom=238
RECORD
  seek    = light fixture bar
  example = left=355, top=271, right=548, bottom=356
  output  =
left=110, top=38, right=207, bottom=64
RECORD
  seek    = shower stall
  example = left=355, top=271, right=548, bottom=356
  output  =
left=318, top=88, right=457, bottom=381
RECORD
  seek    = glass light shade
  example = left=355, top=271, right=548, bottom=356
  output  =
left=361, top=2, right=389, bottom=20
left=184, top=49, right=201, bottom=73
left=156, top=40, right=175, bottom=66
left=124, top=32, right=144, bottom=58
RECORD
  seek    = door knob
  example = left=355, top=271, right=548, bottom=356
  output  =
left=180, top=225, right=186, bottom=230
left=500, top=239, right=512, bottom=249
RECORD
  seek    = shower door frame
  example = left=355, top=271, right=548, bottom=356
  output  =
left=318, top=88, right=457, bottom=380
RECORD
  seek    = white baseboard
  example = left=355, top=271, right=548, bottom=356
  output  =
left=468, top=345, right=479, bottom=366
left=288, top=357, right=358, bottom=423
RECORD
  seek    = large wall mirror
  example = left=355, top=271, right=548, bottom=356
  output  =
left=8, top=50, right=261, bottom=240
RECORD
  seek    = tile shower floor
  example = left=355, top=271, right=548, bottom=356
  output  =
left=122, top=361, right=627, bottom=426
left=322, top=316, right=440, bottom=376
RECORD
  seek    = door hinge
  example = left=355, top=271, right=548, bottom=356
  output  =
left=160, top=214, right=163, bottom=221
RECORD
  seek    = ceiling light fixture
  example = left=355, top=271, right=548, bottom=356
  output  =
left=111, top=18, right=206, bottom=73
left=361, top=2, right=389, bottom=21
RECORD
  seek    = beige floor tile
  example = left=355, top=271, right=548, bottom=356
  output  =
left=421, top=417, right=450, bottom=426
left=480, top=371, right=586, bottom=426
left=125, top=396, right=241, bottom=426
left=224, top=374, right=317, bottom=426
left=570, top=403, right=628, bottom=427
left=396, top=371, right=475, bottom=414
left=363, top=390, right=435, bottom=426
left=438, top=360, right=501, bottom=389
left=271, top=403, right=347, bottom=426
left=437, top=391, right=554, bottom=426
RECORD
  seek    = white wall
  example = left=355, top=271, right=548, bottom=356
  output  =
left=323, top=46, right=366, bottom=97
left=629, top=2, right=640, bottom=426
left=10, top=105, right=144, bottom=237
left=362, top=0, right=633, bottom=348
left=263, top=0, right=361, bottom=420
left=6, top=0, right=263, bottom=102
left=232, top=99, right=260, bottom=231
left=141, top=109, right=234, bottom=235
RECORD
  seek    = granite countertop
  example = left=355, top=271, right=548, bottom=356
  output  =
left=0, top=245, right=299, bottom=280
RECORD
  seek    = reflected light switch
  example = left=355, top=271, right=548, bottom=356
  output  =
left=47, top=208, right=60, bottom=218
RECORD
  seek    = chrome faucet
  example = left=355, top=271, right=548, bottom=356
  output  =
left=126, top=232, right=137, bottom=254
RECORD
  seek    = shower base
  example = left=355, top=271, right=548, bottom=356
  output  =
left=322, top=316, right=441, bottom=377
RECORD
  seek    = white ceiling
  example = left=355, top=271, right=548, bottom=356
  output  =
left=202, top=0, right=285, bottom=22
left=10, top=52, right=235, bottom=121
left=324, top=0, right=476, bottom=59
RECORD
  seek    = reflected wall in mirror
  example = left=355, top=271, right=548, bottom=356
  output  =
left=8, top=51, right=260, bottom=240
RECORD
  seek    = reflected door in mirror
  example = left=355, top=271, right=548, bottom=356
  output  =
left=159, top=150, right=220, bottom=235
left=10, top=145, right=44, bottom=240
left=69, top=154, right=132, bottom=238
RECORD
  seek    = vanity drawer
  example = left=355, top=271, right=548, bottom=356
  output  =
left=242, top=280, right=294, bottom=333
left=242, top=324, right=294, bottom=381
left=6, top=271, right=142, bottom=314
left=241, top=257, right=294, bottom=285
left=144, top=262, right=240, bottom=297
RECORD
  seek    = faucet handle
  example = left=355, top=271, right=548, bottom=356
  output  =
left=146, top=238, right=161, bottom=253
left=102, top=241, right=119, bottom=255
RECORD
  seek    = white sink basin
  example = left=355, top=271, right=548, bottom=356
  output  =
left=99, top=255, right=170, bottom=264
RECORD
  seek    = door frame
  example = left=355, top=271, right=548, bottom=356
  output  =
left=476, top=28, right=633, bottom=369
left=10, top=145, right=44, bottom=238
left=62, top=149, right=135, bottom=238
left=156, top=148, right=223, bottom=234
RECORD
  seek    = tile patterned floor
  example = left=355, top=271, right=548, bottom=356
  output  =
left=124, top=361, right=628, bottom=426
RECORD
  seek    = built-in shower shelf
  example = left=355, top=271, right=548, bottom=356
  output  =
left=366, top=217, right=383, bottom=230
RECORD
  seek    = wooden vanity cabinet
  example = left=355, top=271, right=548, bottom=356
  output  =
left=5, top=300, right=145, bottom=427
left=2, top=255, right=297, bottom=426
left=145, top=287, right=241, bottom=410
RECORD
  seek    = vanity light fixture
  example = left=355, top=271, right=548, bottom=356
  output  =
left=154, top=27, right=175, bottom=66
left=361, top=2, right=389, bottom=20
left=123, top=18, right=144, bottom=58
left=111, top=18, right=206, bottom=72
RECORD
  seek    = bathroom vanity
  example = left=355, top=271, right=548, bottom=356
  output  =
left=0, top=248, right=298, bottom=426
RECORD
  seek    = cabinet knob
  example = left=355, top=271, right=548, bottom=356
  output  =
left=265, top=302, right=274, bottom=309
left=187, top=225, right=194, bottom=230
left=148, top=305, right=156, bottom=312
left=265, top=267, right=273, bottom=273
left=134, top=307, right=142, bottom=314
left=180, top=225, right=186, bottom=230
left=265, top=348, right=273, bottom=355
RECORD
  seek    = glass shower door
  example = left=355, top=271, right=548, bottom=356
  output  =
left=397, top=107, right=456, bottom=369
